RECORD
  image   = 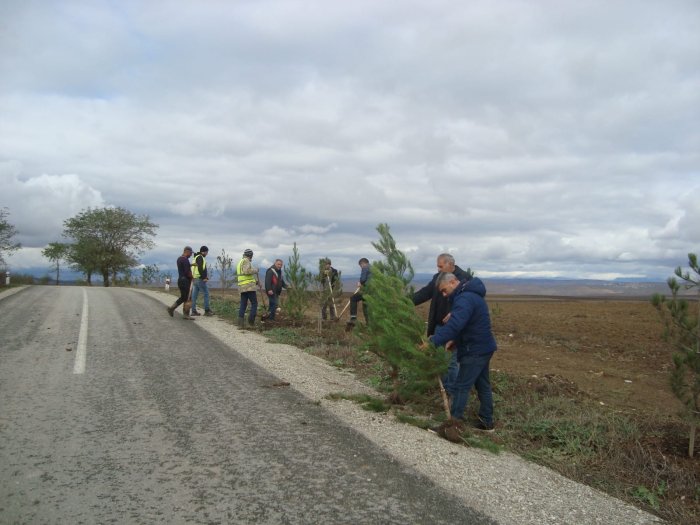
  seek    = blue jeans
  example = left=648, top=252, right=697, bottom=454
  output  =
left=191, top=279, right=210, bottom=313
left=442, top=350, right=459, bottom=396
left=238, top=291, right=258, bottom=322
left=450, top=353, right=494, bottom=424
left=267, top=293, right=278, bottom=320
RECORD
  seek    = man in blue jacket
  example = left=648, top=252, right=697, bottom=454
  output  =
left=429, top=272, right=497, bottom=431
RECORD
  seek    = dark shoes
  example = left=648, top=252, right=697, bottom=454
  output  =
left=190, top=310, right=201, bottom=316
left=204, top=310, right=214, bottom=317
left=167, top=305, right=175, bottom=317
left=474, top=418, right=495, bottom=432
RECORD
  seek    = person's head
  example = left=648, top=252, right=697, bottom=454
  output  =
left=437, top=253, right=456, bottom=273
left=324, top=258, right=332, bottom=269
left=243, top=248, right=254, bottom=259
left=183, top=246, right=193, bottom=256
left=437, top=272, right=460, bottom=297
left=199, top=245, right=209, bottom=256
left=358, top=257, right=369, bottom=268
left=274, top=259, right=283, bottom=270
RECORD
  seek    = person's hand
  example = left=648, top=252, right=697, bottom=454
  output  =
left=445, top=340, right=456, bottom=352
left=267, top=290, right=273, bottom=296
left=442, top=313, right=451, bottom=324
left=203, top=278, right=208, bottom=282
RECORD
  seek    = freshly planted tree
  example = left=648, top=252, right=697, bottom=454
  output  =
left=371, top=223, right=414, bottom=289
left=0, top=208, right=21, bottom=266
left=63, top=207, right=157, bottom=287
left=652, top=253, right=700, bottom=457
left=283, top=243, right=311, bottom=325
left=42, top=242, right=70, bottom=285
left=216, top=249, right=235, bottom=295
left=361, top=223, right=449, bottom=402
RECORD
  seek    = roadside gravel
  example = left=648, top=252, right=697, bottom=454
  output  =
left=146, top=290, right=661, bottom=524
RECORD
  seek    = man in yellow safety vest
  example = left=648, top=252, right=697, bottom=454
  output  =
left=236, top=248, right=258, bottom=328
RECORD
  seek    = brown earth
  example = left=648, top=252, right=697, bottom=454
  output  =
left=484, top=296, right=680, bottom=419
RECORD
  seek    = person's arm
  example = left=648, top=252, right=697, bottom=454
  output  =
left=195, top=255, right=206, bottom=280
left=430, top=296, right=472, bottom=347
left=264, top=268, right=273, bottom=292
left=412, top=280, right=434, bottom=306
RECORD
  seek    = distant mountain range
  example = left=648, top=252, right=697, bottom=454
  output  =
left=6, top=267, right=682, bottom=298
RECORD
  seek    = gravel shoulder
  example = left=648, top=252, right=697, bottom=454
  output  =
left=136, top=290, right=662, bottom=523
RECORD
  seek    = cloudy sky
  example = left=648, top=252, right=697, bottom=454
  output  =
left=1, top=0, right=698, bottom=280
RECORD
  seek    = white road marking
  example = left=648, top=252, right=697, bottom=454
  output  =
left=73, top=289, right=89, bottom=374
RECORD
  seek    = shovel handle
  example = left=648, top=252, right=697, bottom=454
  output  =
left=437, top=376, right=451, bottom=419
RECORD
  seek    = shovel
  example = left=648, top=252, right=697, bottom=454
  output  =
left=336, top=286, right=361, bottom=321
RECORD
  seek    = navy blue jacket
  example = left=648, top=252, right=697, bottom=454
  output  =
left=430, top=277, right=497, bottom=360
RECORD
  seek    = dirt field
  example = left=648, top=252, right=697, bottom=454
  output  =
left=485, top=296, right=680, bottom=418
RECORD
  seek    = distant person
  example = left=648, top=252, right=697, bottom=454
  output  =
left=347, top=258, right=370, bottom=327
left=264, top=258, right=286, bottom=322
left=167, top=246, right=195, bottom=320
left=321, top=258, right=339, bottom=320
left=190, top=245, right=214, bottom=317
left=236, top=248, right=258, bottom=328
left=164, top=276, right=171, bottom=292
left=413, top=253, right=472, bottom=396
left=430, top=272, right=497, bottom=432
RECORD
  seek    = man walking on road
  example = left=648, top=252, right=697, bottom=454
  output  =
left=167, top=246, right=195, bottom=320
left=236, top=249, right=258, bottom=328
left=190, top=245, right=215, bottom=317
left=413, top=253, right=472, bottom=397
left=264, top=259, right=286, bottom=322
left=429, top=272, right=497, bottom=431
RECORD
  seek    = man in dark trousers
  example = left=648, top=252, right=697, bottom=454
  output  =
left=167, top=246, right=195, bottom=320
left=264, top=258, right=286, bottom=322
left=190, top=245, right=214, bottom=316
left=430, top=272, right=497, bottom=431
left=413, top=254, right=472, bottom=396
left=320, top=258, right=339, bottom=320
left=348, top=258, right=370, bottom=326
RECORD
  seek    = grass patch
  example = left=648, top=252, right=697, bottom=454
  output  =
left=326, top=393, right=390, bottom=413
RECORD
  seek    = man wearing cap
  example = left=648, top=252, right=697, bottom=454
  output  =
left=236, top=248, right=259, bottom=328
left=190, top=245, right=214, bottom=317
left=167, top=246, right=195, bottom=320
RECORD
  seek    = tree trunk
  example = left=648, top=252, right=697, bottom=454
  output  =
left=102, top=268, right=110, bottom=287
left=689, top=424, right=696, bottom=458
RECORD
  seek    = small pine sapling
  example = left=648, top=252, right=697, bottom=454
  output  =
left=361, top=223, right=449, bottom=403
left=652, top=253, right=700, bottom=457
left=283, top=243, right=311, bottom=325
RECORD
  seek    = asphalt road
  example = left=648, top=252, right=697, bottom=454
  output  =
left=0, top=286, right=493, bottom=524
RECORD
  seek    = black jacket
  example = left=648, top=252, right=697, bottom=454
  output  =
left=412, top=265, right=471, bottom=336
left=265, top=266, right=286, bottom=295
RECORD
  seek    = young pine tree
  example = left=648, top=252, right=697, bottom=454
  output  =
left=283, top=243, right=311, bottom=325
left=652, top=253, right=700, bottom=457
left=361, top=223, right=449, bottom=403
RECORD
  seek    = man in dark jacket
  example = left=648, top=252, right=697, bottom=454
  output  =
left=320, top=258, right=339, bottom=320
left=264, top=259, right=286, bottom=322
left=413, top=254, right=472, bottom=394
left=430, top=272, right=497, bottom=431
left=167, top=246, right=195, bottom=320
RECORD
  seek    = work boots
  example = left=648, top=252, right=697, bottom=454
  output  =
left=167, top=303, right=177, bottom=317
left=237, top=317, right=245, bottom=329
left=182, top=304, right=194, bottom=320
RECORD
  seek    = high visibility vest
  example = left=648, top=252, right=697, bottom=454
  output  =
left=237, top=258, right=256, bottom=286
left=192, top=254, right=206, bottom=279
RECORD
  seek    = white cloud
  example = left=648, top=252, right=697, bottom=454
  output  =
left=1, top=0, right=698, bottom=279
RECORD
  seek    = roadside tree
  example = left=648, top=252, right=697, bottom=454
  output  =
left=141, top=263, right=160, bottom=285
left=0, top=208, right=21, bottom=266
left=652, top=253, right=700, bottom=457
left=216, top=249, right=235, bottom=295
left=42, top=242, right=70, bottom=285
left=63, top=207, right=157, bottom=287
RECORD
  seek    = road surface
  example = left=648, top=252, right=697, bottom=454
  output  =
left=0, top=286, right=492, bottom=524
